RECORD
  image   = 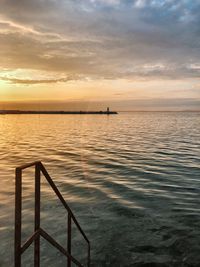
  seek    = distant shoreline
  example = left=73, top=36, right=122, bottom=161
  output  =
left=0, top=110, right=118, bottom=115
left=0, top=110, right=199, bottom=114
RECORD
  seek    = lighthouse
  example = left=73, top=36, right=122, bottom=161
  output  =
left=107, top=107, right=110, bottom=114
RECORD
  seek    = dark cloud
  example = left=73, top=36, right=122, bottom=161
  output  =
left=1, top=75, right=82, bottom=84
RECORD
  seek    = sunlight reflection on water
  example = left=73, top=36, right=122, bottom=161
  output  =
left=0, top=112, right=200, bottom=266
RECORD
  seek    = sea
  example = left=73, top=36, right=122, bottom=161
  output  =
left=0, top=112, right=200, bottom=267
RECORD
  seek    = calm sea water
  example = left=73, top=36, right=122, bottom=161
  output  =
left=0, top=112, right=200, bottom=267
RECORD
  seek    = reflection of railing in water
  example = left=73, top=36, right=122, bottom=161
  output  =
left=15, top=161, right=90, bottom=267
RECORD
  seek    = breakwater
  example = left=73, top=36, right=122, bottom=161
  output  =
left=0, top=110, right=118, bottom=115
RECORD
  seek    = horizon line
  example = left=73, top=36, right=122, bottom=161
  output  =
left=0, top=109, right=199, bottom=113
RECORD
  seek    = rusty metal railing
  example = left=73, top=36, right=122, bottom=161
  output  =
left=15, top=161, right=90, bottom=267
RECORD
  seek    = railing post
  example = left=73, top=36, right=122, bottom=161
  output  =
left=67, top=213, right=72, bottom=267
left=34, top=163, right=41, bottom=267
left=14, top=161, right=90, bottom=267
left=15, top=168, right=22, bottom=267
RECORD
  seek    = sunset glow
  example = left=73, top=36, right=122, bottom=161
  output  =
left=0, top=0, right=200, bottom=110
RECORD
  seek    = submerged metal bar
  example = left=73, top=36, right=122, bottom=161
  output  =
left=21, top=230, right=40, bottom=254
left=87, top=243, right=90, bottom=267
left=15, top=168, right=22, bottom=267
left=40, top=228, right=83, bottom=267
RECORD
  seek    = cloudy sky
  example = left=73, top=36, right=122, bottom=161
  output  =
left=0, top=0, right=200, bottom=110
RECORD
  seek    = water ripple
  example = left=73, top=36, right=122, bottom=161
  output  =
left=0, top=112, right=200, bottom=266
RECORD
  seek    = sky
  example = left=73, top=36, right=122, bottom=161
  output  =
left=0, top=0, right=200, bottom=110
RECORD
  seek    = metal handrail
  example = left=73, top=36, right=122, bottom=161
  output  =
left=15, top=161, right=90, bottom=267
